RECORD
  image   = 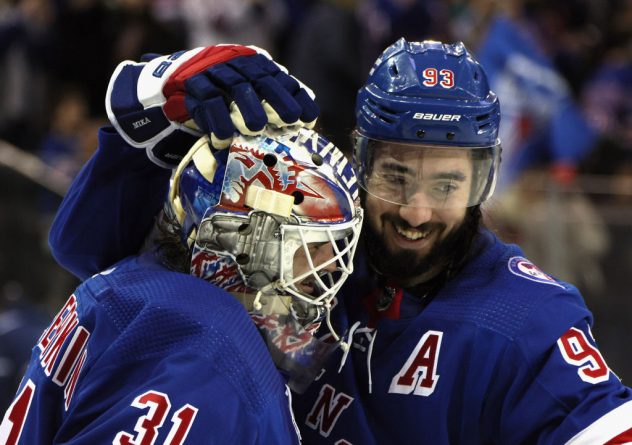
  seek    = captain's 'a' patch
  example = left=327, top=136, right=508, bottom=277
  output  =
left=507, top=256, right=566, bottom=289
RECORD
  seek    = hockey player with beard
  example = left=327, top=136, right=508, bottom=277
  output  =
left=18, top=41, right=632, bottom=443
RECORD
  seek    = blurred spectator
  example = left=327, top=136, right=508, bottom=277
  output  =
left=577, top=30, right=632, bottom=382
left=173, top=0, right=288, bottom=56
left=37, top=88, right=92, bottom=214
left=276, top=0, right=318, bottom=59
left=286, top=0, right=447, bottom=151
left=50, top=0, right=186, bottom=118
left=582, top=44, right=632, bottom=174
left=0, top=281, right=49, bottom=414
left=285, top=0, right=364, bottom=150
left=450, top=1, right=600, bottom=191
left=0, top=0, right=55, bottom=150
left=108, top=0, right=187, bottom=64
left=489, top=167, right=610, bottom=297
left=35, top=88, right=104, bottom=306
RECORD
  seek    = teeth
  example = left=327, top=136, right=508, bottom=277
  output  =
left=395, top=225, right=430, bottom=240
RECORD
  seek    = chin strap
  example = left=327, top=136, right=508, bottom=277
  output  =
left=336, top=321, right=377, bottom=394
left=338, top=321, right=361, bottom=373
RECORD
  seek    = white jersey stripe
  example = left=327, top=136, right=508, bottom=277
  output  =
left=565, top=400, right=632, bottom=444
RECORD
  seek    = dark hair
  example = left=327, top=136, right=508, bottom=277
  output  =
left=142, top=206, right=191, bottom=273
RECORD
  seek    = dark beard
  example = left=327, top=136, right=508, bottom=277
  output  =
left=363, top=207, right=481, bottom=285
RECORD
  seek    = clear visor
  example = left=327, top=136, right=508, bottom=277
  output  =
left=354, top=135, right=501, bottom=209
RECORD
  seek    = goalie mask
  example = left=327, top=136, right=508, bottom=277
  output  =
left=166, top=128, right=363, bottom=392
left=355, top=38, right=502, bottom=209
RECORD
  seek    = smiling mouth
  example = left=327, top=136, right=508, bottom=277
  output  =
left=394, top=224, right=431, bottom=241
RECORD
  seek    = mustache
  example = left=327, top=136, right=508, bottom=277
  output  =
left=382, top=214, right=446, bottom=233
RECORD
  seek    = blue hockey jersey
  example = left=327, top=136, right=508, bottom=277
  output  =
left=293, top=232, right=632, bottom=444
left=40, top=127, right=632, bottom=444
left=0, top=253, right=300, bottom=444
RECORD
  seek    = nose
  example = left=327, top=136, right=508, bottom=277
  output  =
left=313, top=243, right=337, bottom=273
left=399, top=192, right=433, bottom=227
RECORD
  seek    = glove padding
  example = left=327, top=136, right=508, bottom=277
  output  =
left=106, top=45, right=319, bottom=167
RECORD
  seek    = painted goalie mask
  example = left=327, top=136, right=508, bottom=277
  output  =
left=166, top=127, right=363, bottom=391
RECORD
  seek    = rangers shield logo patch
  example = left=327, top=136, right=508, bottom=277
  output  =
left=508, top=256, right=566, bottom=289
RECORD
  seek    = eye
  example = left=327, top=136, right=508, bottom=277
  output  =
left=383, top=174, right=408, bottom=186
left=375, top=170, right=414, bottom=187
left=431, top=181, right=458, bottom=197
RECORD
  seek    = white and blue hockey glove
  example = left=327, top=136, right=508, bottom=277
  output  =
left=106, top=45, right=319, bottom=167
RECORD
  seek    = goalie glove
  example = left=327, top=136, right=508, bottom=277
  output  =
left=106, top=45, right=319, bottom=168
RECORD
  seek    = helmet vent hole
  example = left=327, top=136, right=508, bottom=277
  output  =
left=366, top=99, right=397, bottom=124
left=238, top=223, right=251, bottom=234
left=263, top=154, right=277, bottom=167
left=476, top=114, right=489, bottom=121
left=389, top=62, right=399, bottom=76
left=446, top=132, right=455, bottom=140
left=236, top=253, right=250, bottom=265
left=311, top=153, right=324, bottom=166
left=292, top=191, right=305, bottom=205
left=416, top=130, right=426, bottom=139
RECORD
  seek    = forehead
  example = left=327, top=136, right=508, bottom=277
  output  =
left=373, top=143, right=472, bottom=173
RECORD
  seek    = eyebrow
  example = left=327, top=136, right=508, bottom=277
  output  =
left=430, top=171, right=467, bottom=182
left=379, top=161, right=414, bottom=175
left=379, top=162, right=467, bottom=181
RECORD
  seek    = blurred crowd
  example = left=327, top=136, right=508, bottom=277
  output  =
left=2, top=0, right=632, bottom=411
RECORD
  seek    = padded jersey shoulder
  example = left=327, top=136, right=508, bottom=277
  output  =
left=77, top=254, right=281, bottom=413
left=424, top=230, right=591, bottom=340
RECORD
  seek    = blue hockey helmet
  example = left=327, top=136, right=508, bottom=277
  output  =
left=355, top=38, right=502, bottom=209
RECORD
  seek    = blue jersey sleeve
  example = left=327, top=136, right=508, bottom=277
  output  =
left=487, top=295, right=632, bottom=444
left=48, top=127, right=170, bottom=280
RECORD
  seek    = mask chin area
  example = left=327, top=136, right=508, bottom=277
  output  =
left=249, top=291, right=338, bottom=393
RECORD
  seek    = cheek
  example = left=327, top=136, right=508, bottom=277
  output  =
left=292, top=247, right=307, bottom=276
left=436, top=208, right=467, bottom=235
left=364, top=195, right=390, bottom=233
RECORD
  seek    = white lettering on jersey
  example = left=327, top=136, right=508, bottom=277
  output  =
left=0, top=295, right=93, bottom=443
left=558, top=327, right=610, bottom=384
left=64, top=349, right=87, bottom=410
left=305, top=384, right=354, bottom=438
left=389, top=330, right=443, bottom=396
left=296, top=130, right=358, bottom=201
left=53, top=326, right=90, bottom=386
left=37, top=294, right=91, bottom=409
left=38, top=295, right=79, bottom=375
